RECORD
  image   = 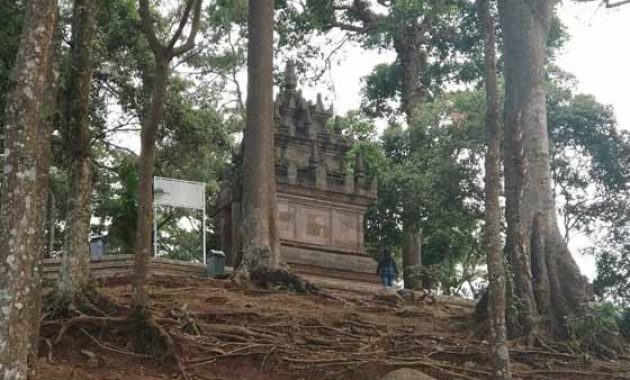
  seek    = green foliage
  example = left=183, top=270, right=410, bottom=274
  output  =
left=157, top=76, right=238, bottom=192
left=566, top=303, right=626, bottom=358
left=0, top=0, right=25, bottom=129
left=362, top=63, right=402, bottom=118
left=210, top=0, right=248, bottom=26
left=546, top=68, right=630, bottom=307
left=361, top=90, right=486, bottom=294
left=591, top=226, right=630, bottom=307
left=407, top=264, right=446, bottom=293
left=331, top=111, right=385, bottom=180
left=43, top=0, right=243, bottom=259
left=92, top=154, right=138, bottom=255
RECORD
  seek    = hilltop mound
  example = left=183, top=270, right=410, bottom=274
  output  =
left=38, top=275, right=630, bottom=380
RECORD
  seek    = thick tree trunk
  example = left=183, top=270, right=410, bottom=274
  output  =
left=402, top=226, right=422, bottom=289
left=132, top=0, right=201, bottom=322
left=396, top=37, right=426, bottom=127
left=498, top=0, right=590, bottom=335
left=29, top=20, right=62, bottom=376
left=0, top=1, right=57, bottom=378
left=132, top=60, right=170, bottom=313
left=396, top=33, right=427, bottom=287
left=239, top=0, right=278, bottom=273
left=60, top=0, right=97, bottom=298
left=478, top=0, right=511, bottom=377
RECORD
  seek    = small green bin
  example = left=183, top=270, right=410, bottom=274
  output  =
left=207, top=250, right=225, bottom=277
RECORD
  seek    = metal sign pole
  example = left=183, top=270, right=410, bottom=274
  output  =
left=153, top=204, right=158, bottom=257
left=202, top=208, right=207, bottom=265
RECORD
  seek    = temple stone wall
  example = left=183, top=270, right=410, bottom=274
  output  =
left=277, top=195, right=363, bottom=253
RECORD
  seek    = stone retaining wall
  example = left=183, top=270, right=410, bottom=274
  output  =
left=41, top=254, right=206, bottom=282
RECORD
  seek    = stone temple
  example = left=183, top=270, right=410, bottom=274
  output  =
left=216, top=62, right=379, bottom=288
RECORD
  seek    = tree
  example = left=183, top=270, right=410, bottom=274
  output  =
left=59, top=0, right=99, bottom=300
left=30, top=18, right=62, bottom=376
left=239, top=0, right=279, bottom=273
left=0, top=0, right=58, bottom=378
left=544, top=71, right=630, bottom=309
left=498, top=0, right=590, bottom=337
left=363, top=91, right=486, bottom=295
left=295, top=0, right=479, bottom=287
left=76, top=0, right=240, bottom=263
left=133, top=0, right=202, bottom=316
left=546, top=77, right=630, bottom=244
left=478, top=0, right=510, bottom=377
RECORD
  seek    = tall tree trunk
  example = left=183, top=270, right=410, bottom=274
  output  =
left=498, top=0, right=590, bottom=336
left=133, top=0, right=201, bottom=318
left=0, top=1, right=57, bottom=378
left=239, top=0, right=278, bottom=273
left=479, top=0, right=511, bottom=377
left=60, top=0, right=97, bottom=299
left=29, top=19, right=62, bottom=377
left=395, top=36, right=426, bottom=127
left=132, top=59, right=169, bottom=314
left=395, top=32, right=427, bottom=285
left=402, top=225, right=422, bottom=289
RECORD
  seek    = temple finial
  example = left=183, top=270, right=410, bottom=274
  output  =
left=284, top=60, right=297, bottom=91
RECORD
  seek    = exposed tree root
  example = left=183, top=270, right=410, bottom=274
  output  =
left=41, top=275, right=630, bottom=380
left=43, top=286, right=127, bottom=321
left=53, top=315, right=128, bottom=345
left=78, top=327, right=154, bottom=358
left=46, top=290, right=191, bottom=380
left=249, top=267, right=323, bottom=295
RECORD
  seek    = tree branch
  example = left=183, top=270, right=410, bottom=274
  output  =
left=330, top=0, right=385, bottom=33
left=167, top=0, right=196, bottom=50
left=172, top=0, right=203, bottom=57
left=331, top=20, right=370, bottom=33
left=227, top=30, right=246, bottom=116
left=575, top=0, right=630, bottom=8
left=605, top=0, right=630, bottom=7
left=138, top=0, right=165, bottom=55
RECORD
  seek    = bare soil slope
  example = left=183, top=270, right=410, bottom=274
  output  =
left=37, top=275, right=630, bottom=380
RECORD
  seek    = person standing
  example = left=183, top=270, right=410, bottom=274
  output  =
left=377, top=249, right=399, bottom=288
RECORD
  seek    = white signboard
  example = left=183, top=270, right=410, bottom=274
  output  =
left=153, top=177, right=207, bottom=264
left=154, top=177, right=205, bottom=210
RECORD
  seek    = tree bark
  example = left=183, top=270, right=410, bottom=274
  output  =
left=132, top=59, right=170, bottom=313
left=0, top=1, right=57, bottom=378
left=239, top=0, right=278, bottom=273
left=29, top=18, right=62, bottom=377
left=498, top=0, right=590, bottom=336
left=395, top=30, right=427, bottom=287
left=402, top=226, right=422, bottom=289
left=394, top=33, right=427, bottom=127
left=478, top=0, right=511, bottom=377
left=60, top=0, right=97, bottom=299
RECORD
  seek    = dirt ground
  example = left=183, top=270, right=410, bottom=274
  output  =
left=36, top=275, right=630, bottom=380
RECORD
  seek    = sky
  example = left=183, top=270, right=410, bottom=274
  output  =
left=557, top=2, right=630, bottom=133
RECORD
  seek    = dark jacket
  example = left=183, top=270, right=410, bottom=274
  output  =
left=376, top=254, right=398, bottom=275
